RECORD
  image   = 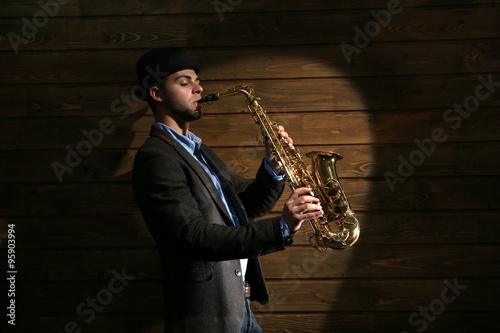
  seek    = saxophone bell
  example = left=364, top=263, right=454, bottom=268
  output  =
left=306, top=151, right=360, bottom=250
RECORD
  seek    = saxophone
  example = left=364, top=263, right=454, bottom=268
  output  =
left=199, top=86, right=359, bottom=251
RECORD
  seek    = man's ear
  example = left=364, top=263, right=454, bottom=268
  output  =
left=150, top=86, right=163, bottom=102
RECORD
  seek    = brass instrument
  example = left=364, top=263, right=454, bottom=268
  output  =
left=199, top=86, right=359, bottom=251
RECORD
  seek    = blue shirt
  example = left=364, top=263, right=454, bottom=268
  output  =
left=153, top=122, right=293, bottom=279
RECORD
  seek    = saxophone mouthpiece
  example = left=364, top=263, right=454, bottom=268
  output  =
left=199, top=93, right=220, bottom=105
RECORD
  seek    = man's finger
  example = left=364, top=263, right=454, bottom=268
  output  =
left=289, top=187, right=313, bottom=200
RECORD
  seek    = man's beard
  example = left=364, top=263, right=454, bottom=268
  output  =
left=165, top=96, right=202, bottom=122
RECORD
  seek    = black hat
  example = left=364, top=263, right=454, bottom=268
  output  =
left=134, top=47, right=202, bottom=100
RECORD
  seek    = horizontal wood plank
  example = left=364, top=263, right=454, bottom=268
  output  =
left=13, top=245, right=500, bottom=281
left=1, top=107, right=499, bottom=151
left=2, top=74, right=500, bottom=118
left=254, top=278, right=500, bottom=312
left=10, top=278, right=499, bottom=314
left=3, top=210, right=500, bottom=249
left=14, top=312, right=500, bottom=333
left=2, top=141, right=500, bottom=183
left=1, top=7, right=500, bottom=51
left=2, top=39, right=500, bottom=85
left=259, top=246, right=500, bottom=279
left=288, top=210, right=500, bottom=246
left=254, top=312, right=500, bottom=333
left=2, top=0, right=499, bottom=18
left=1, top=177, right=499, bottom=216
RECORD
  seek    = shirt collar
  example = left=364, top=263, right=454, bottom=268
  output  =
left=152, top=122, right=202, bottom=154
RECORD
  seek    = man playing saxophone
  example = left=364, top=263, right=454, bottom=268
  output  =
left=132, top=47, right=323, bottom=333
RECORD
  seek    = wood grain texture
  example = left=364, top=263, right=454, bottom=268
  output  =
left=11, top=278, right=500, bottom=314
left=13, top=245, right=500, bottom=281
left=1, top=106, right=499, bottom=151
left=2, top=141, right=499, bottom=183
left=2, top=0, right=500, bottom=18
left=4, top=210, right=500, bottom=249
left=12, top=312, right=500, bottom=333
left=2, top=39, right=500, bottom=85
left=2, top=74, right=500, bottom=121
left=1, top=177, right=499, bottom=215
left=1, top=7, right=500, bottom=51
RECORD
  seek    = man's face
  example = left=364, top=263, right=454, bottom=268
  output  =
left=160, top=69, right=204, bottom=122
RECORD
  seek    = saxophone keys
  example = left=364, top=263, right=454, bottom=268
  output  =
left=309, top=233, right=327, bottom=252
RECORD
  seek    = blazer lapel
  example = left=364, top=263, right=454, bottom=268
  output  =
left=200, top=145, right=250, bottom=227
left=149, top=127, right=234, bottom=225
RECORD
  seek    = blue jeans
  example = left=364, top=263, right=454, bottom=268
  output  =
left=239, top=298, right=264, bottom=333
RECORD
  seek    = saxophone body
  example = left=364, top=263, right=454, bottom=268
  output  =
left=199, top=86, right=359, bottom=251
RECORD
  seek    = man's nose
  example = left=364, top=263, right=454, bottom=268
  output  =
left=194, top=82, right=203, bottom=94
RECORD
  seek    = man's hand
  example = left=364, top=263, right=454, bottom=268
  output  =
left=265, top=125, right=293, bottom=174
left=281, top=187, right=323, bottom=235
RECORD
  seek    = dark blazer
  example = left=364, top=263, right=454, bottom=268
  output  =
left=132, top=126, right=286, bottom=333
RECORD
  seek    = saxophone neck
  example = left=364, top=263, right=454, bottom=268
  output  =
left=224, top=86, right=257, bottom=106
left=199, top=86, right=256, bottom=105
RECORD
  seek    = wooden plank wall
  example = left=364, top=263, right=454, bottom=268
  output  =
left=1, top=0, right=500, bottom=332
